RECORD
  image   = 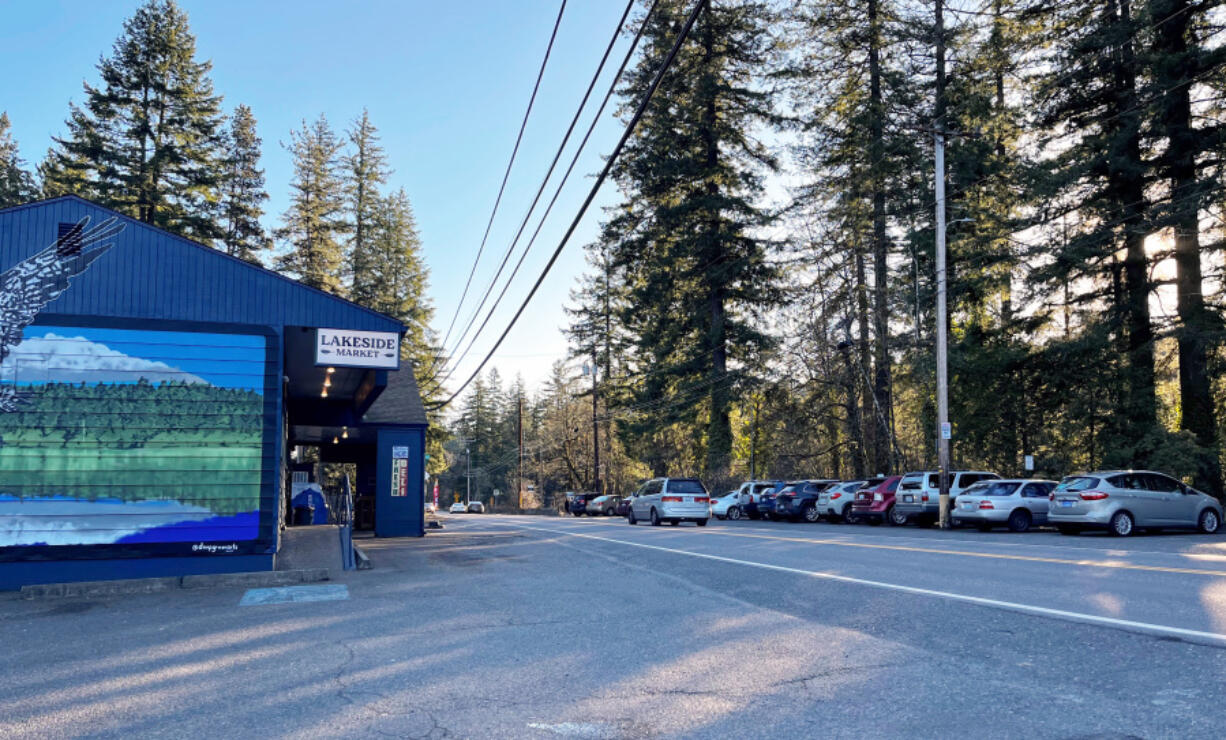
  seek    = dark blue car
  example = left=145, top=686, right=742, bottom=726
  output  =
left=754, top=481, right=789, bottom=520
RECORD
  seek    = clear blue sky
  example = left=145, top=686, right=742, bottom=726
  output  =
left=1, top=0, right=634, bottom=396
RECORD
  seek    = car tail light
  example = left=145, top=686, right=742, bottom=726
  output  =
left=922, top=494, right=929, bottom=502
left=1049, top=492, right=1055, bottom=501
left=831, top=493, right=841, bottom=499
left=978, top=501, right=994, bottom=509
left=661, top=496, right=682, bottom=502
left=695, top=497, right=709, bottom=503
left=1079, top=491, right=1109, bottom=501
left=873, top=493, right=883, bottom=501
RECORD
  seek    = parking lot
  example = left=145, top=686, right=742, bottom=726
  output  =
left=4, top=513, right=1226, bottom=738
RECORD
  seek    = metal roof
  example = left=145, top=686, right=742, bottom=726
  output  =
left=0, top=196, right=403, bottom=334
left=363, top=365, right=428, bottom=426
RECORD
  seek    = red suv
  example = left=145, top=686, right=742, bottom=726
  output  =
left=851, top=476, right=903, bottom=525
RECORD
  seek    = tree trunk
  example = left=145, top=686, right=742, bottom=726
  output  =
left=1111, top=0, right=1158, bottom=442
left=1152, top=0, right=1221, bottom=494
left=868, top=0, right=892, bottom=475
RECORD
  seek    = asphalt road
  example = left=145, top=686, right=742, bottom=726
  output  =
left=3, top=513, right=1226, bottom=739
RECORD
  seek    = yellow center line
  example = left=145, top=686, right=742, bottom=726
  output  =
left=680, top=528, right=1226, bottom=577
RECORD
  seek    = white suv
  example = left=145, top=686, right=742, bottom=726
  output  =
left=628, top=478, right=711, bottom=527
left=893, top=470, right=1000, bottom=524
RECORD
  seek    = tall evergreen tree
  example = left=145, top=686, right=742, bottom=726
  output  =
left=217, top=105, right=269, bottom=263
left=1146, top=0, right=1225, bottom=493
left=0, top=113, right=36, bottom=207
left=42, top=0, right=224, bottom=241
left=1032, top=0, right=1158, bottom=463
left=276, top=115, right=347, bottom=294
left=346, top=109, right=391, bottom=298
left=609, top=0, right=782, bottom=480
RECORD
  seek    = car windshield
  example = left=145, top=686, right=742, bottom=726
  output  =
left=841, top=482, right=864, bottom=492
left=974, top=481, right=1021, bottom=497
left=668, top=480, right=706, bottom=494
left=1055, top=476, right=1100, bottom=492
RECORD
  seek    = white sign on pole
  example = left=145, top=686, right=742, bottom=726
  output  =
left=1024, top=455, right=1035, bottom=471
left=315, top=328, right=400, bottom=369
left=940, top=422, right=952, bottom=440
left=492, top=489, right=501, bottom=498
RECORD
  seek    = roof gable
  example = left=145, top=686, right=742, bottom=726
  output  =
left=0, top=196, right=403, bottom=334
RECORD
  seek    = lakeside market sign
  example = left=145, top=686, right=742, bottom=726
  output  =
left=315, top=328, right=401, bottom=370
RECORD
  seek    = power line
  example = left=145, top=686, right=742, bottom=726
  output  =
left=427, top=1, right=659, bottom=398
left=428, top=0, right=708, bottom=410
left=437, top=0, right=568, bottom=353
left=441, top=0, right=642, bottom=367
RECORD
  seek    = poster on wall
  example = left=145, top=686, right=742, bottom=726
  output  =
left=0, top=325, right=267, bottom=548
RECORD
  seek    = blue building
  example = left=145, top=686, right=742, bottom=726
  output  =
left=0, top=196, right=427, bottom=590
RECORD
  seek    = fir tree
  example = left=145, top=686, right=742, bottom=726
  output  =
left=0, top=113, right=36, bottom=207
left=346, top=109, right=391, bottom=298
left=609, top=0, right=783, bottom=480
left=42, top=0, right=225, bottom=241
left=217, top=105, right=270, bottom=263
left=275, top=115, right=347, bottom=294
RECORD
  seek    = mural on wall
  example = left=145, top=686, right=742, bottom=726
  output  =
left=0, top=217, right=268, bottom=548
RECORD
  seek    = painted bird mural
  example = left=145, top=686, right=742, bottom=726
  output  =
left=0, top=216, right=126, bottom=411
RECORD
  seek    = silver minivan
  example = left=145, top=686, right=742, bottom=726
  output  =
left=894, top=470, right=1000, bottom=524
left=1048, top=471, right=1223, bottom=536
left=628, top=477, right=711, bottom=527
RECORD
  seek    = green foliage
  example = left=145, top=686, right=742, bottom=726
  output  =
left=0, top=113, right=36, bottom=208
left=0, top=381, right=263, bottom=514
left=275, top=114, right=348, bottom=294
left=218, top=105, right=270, bottom=263
left=41, top=0, right=225, bottom=242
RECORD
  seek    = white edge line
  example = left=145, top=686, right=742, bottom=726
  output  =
left=488, top=520, right=1226, bottom=648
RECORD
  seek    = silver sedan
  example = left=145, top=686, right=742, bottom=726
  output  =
left=952, top=479, right=1056, bottom=532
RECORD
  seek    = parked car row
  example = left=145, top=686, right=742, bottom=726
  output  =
left=448, top=501, right=485, bottom=514
left=613, top=469, right=1223, bottom=537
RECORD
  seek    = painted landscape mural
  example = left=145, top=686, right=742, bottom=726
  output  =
left=0, top=326, right=267, bottom=548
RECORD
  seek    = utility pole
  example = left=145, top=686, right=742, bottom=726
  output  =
left=517, top=394, right=524, bottom=509
left=934, top=0, right=952, bottom=529
left=465, top=445, right=472, bottom=506
left=584, top=360, right=600, bottom=495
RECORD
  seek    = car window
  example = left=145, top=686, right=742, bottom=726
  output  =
left=1020, top=483, right=1047, bottom=498
left=667, top=480, right=706, bottom=494
left=899, top=475, right=922, bottom=490
left=958, top=473, right=996, bottom=488
left=644, top=480, right=663, bottom=495
left=779, top=485, right=797, bottom=494
left=977, top=481, right=1021, bottom=496
left=1055, top=476, right=1100, bottom=492
left=1140, top=473, right=1180, bottom=492
left=884, top=478, right=901, bottom=493
left=926, top=473, right=939, bottom=488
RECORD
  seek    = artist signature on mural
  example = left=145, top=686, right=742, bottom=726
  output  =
left=192, top=542, right=239, bottom=554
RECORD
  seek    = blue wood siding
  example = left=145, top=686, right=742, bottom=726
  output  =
left=0, top=197, right=402, bottom=334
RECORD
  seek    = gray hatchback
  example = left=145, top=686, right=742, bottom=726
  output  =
left=1048, top=471, right=1223, bottom=537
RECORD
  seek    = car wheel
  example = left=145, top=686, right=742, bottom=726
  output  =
left=728, top=506, right=742, bottom=521
left=650, top=508, right=661, bottom=527
left=696, top=518, right=708, bottom=527
left=1057, top=525, right=1080, bottom=536
left=843, top=509, right=858, bottom=524
left=803, top=504, right=820, bottom=523
left=1198, top=508, right=1221, bottom=534
left=888, top=505, right=907, bottom=526
left=1109, top=510, right=1135, bottom=537
left=628, top=509, right=637, bottom=525
left=1007, top=509, right=1032, bottom=533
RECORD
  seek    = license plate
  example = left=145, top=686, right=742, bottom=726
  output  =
left=903, top=495, right=913, bottom=503
left=1060, top=500, right=1073, bottom=508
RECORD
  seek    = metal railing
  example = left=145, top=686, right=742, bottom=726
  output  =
left=338, top=474, right=356, bottom=571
